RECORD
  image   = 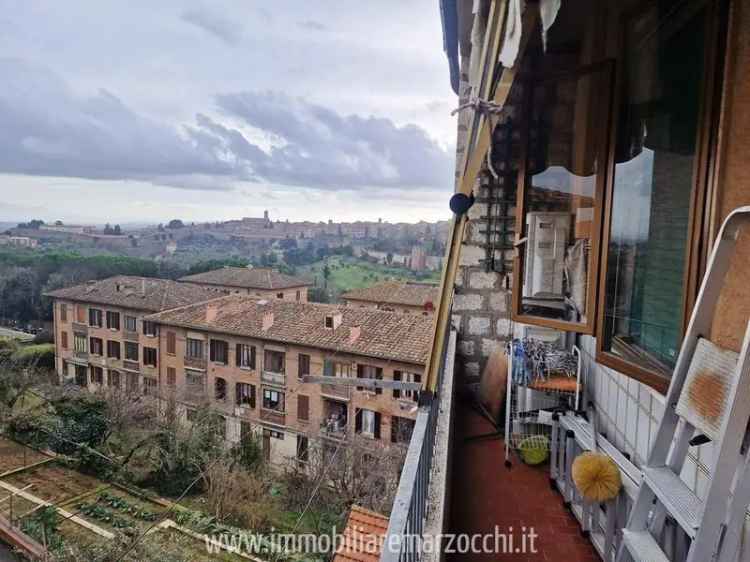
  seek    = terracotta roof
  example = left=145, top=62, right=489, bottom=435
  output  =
left=179, top=266, right=311, bottom=290
left=44, top=276, right=226, bottom=312
left=333, top=505, right=389, bottom=562
left=144, top=294, right=432, bottom=365
left=342, top=281, right=439, bottom=308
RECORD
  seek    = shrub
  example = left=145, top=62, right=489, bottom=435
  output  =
left=11, top=343, right=55, bottom=370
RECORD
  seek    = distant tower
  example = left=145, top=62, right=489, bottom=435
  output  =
left=410, top=245, right=427, bottom=271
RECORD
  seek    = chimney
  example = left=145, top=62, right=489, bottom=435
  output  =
left=325, top=312, right=342, bottom=330
left=205, top=303, right=219, bottom=323
left=262, top=311, right=274, bottom=331
left=348, top=325, right=361, bottom=344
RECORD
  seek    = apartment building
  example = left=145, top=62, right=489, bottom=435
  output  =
left=179, top=266, right=311, bottom=301
left=341, top=281, right=439, bottom=314
left=45, top=276, right=225, bottom=393
left=144, top=295, right=431, bottom=465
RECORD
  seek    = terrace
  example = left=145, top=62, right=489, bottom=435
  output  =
left=380, top=0, right=750, bottom=560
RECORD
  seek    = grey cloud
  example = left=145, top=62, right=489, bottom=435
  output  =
left=297, top=19, right=328, bottom=31
left=0, top=58, right=452, bottom=193
left=0, top=58, right=244, bottom=188
left=180, top=6, right=243, bottom=46
left=210, top=90, right=454, bottom=190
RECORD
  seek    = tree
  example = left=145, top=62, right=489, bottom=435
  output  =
left=114, top=224, right=122, bottom=235
left=386, top=252, right=394, bottom=265
left=322, top=262, right=331, bottom=289
left=167, top=219, right=185, bottom=229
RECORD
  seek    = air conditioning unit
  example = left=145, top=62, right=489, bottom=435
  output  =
left=524, top=212, right=571, bottom=298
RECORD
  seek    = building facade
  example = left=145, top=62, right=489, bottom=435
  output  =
left=341, top=281, right=439, bottom=315
left=179, top=266, right=311, bottom=302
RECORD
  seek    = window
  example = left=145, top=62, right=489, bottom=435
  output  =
left=90, top=337, right=103, bottom=356
left=324, top=360, right=350, bottom=378
left=263, top=428, right=284, bottom=440
left=277, top=292, right=284, bottom=299
left=357, top=364, right=383, bottom=394
left=108, top=370, right=120, bottom=388
left=143, top=377, right=157, bottom=395
left=166, top=331, right=176, bottom=355
left=106, top=340, right=121, bottom=359
left=143, top=347, right=158, bottom=367
left=262, top=388, right=284, bottom=412
left=264, top=350, right=285, bottom=373
left=186, top=370, right=205, bottom=391
left=74, top=334, right=87, bottom=353
left=106, top=311, right=120, bottom=330
left=143, top=321, right=158, bottom=337
left=297, top=435, right=309, bottom=462
left=186, top=408, right=197, bottom=422
left=598, top=0, right=719, bottom=386
left=215, top=377, right=227, bottom=401
left=60, top=331, right=68, bottom=350
left=125, top=341, right=139, bottom=361
left=75, top=365, right=87, bottom=386
left=90, top=366, right=103, bottom=385
left=76, top=304, right=86, bottom=324
left=240, top=421, right=253, bottom=441
left=126, top=372, right=139, bottom=393
left=296, top=290, right=301, bottom=301
left=393, top=371, right=421, bottom=401
left=356, top=409, right=381, bottom=439
left=60, top=303, right=67, bottom=322
left=236, top=343, right=256, bottom=369
left=298, top=354, right=310, bottom=379
left=89, top=308, right=103, bottom=327
left=186, top=338, right=204, bottom=359
left=166, top=367, right=176, bottom=387
left=210, top=339, right=228, bottom=364
left=297, top=395, right=309, bottom=422
left=391, top=416, right=415, bottom=444
left=124, top=315, right=137, bottom=332
left=512, top=63, right=613, bottom=333
left=325, top=316, right=334, bottom=329
left=236, top=383, right=256, bottom=408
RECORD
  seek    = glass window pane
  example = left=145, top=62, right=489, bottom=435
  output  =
left=519, top=65, right=611, bottom=327
left=602, top=0, right=708, bottom=375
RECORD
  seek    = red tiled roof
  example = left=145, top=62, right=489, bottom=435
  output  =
left=179, top=266, right=311, bottom=290
left=334, top=505, right=389, bottom=562
left=144, top=294, right=432, bottom=365
left=43, top=276, right=226, bottom=312
left=342, top=281, right=438, bottom=308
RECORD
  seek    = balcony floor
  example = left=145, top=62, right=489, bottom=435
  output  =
left=448, top=399, right=598, bottom=561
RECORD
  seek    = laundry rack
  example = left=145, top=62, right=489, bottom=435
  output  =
left=504, top=339, right=582, bottom=466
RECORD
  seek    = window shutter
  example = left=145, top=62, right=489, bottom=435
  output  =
left=250, top=385, right=256, bottom=409
left=298, top=395, right=309, bottom=421
left=236, top=344, right=242, bottom=366
left=324, top=360, right=334, bottom=377
left=375, top=368, right=383, bottom=395
left=356, top=364, right=364, bottom=391
left=250, top=346, right=256, bottom=369
left=391, top=418, right=398, bottom=443
left=167, top=332, right=176, bottom=354
left=355, top=410, right=363, bottom=433
left=374, top=412, right=381, bottom=439
left=61, top=331, right=68, bottom=349
left=414, top=374, right=422, bottom=402
left=393, top=371, right=401, bottom=399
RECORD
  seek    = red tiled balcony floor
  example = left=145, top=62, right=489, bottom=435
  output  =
left=447, top=399, right=599, bottom=561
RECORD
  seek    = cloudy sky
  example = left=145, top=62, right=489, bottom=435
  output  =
left=0, top=1, right=457, bottom=225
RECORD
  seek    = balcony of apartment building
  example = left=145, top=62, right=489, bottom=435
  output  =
left=261, top=349, right=286, bottom=386
left=260, top=387, right=286, bottom=426
left=379, top=0, right=748, bottom=560
left=321, top=359, right=352, bottom=400
left=320, top=398, right=349, bottom=440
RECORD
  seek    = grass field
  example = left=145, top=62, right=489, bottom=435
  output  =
left=300, top=256, right=440, bottom=298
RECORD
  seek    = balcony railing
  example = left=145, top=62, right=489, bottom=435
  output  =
left=261, top=370, right=286, bottom=386
left=260, top=408, right=286, bottom=426
left=184, top=355, right=207, bottom=370
left=320, top=420, right=348, bottom=440
left=381, top=328, right=456, bottom=562
left=72, top=322, right=88, bottom=333
left=321, top=381, right=351, bottom=399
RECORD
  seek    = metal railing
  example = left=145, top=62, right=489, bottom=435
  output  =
left=381, top=328, right=455, bottom=562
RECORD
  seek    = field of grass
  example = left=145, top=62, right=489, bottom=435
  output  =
left=300, top=256, right=440, bottom=298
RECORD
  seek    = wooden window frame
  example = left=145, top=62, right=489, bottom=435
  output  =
left=511, top=60, right=616, bottom=335
left=593, top=0, right=727, bottom=393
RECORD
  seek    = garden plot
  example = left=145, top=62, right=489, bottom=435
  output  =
left=0, top=437, right=51, bottom=474
left=72, top=488, right=168, bottom=534
left=0, top=462, right=104, bottom=505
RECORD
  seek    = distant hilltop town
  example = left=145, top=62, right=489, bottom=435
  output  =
left=5, top=212, right=450, bottom=269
